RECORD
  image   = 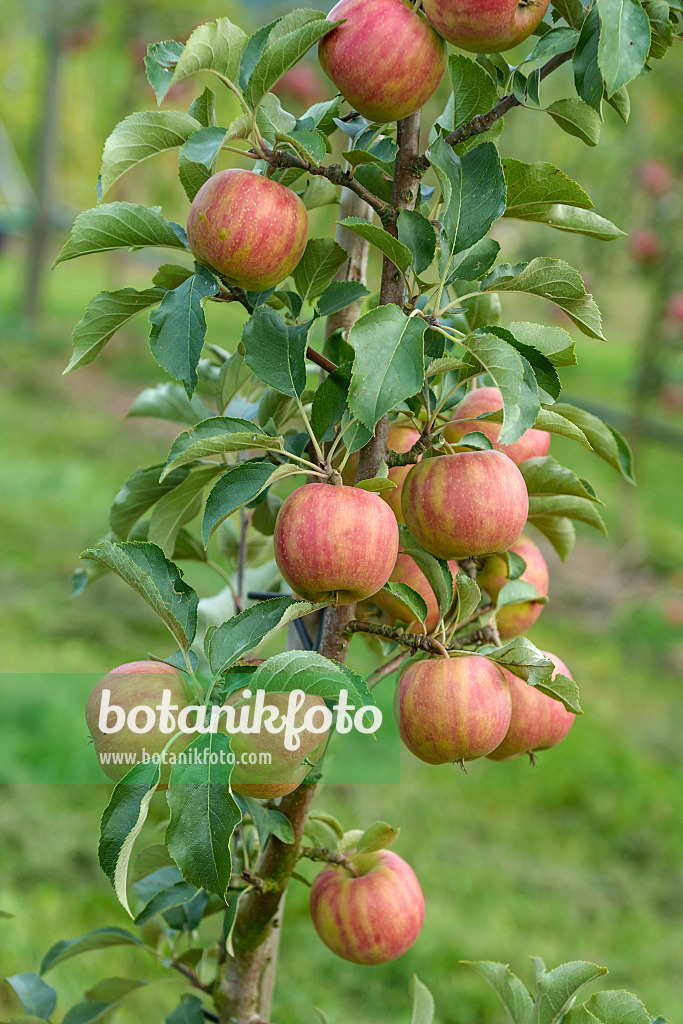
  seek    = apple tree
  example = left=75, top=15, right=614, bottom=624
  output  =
left=6, top=1, right=677, bottom=1021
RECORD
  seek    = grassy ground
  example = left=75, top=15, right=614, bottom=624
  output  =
left=0, top=218, right=682, bottom=1024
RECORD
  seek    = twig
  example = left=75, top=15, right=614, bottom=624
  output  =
left=413, top=50, right=575, bottom=175
left=346, top=619, right=500, bottom=654
left=171, top=961, right=212, bottom=994
left=299, top=847, right=360, bottom=876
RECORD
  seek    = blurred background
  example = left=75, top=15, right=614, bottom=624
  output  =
left=1, top=0, right=682, bottom=1021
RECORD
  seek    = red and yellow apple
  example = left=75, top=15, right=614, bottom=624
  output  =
left=401, top=450, right=529, bottom=559
left=274, top=483, right=399, bottom=605
left=396, top=655, right=512, bottom=763
left=476, top=532, right=549, bottom=640
left=487, top=651, right=575, bottom=761
left=228, top=692, right=329, bottom=799
left=319, top=0, right=447, bottom=123
left=342, top=423, right=421, bottom=524
left=422, top=0, right=550, bottom=53
left=85, top=661, right=189, bottom=782
left=187, top=169, right=308, bottom=291
left=443, top=386, right=550, bottom=466
left=309, top=848, right=425, bottom=964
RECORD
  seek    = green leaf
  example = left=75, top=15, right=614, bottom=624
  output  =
left=145, top=40, right=184, bottom=104
left=188, top=87, right=217, bottom=128
left=217, top=352, right=252, bottom=413
left=546, top=98, right=602, bottom=146
left=316, top=281, right=369, bottom=318
left=81, top=540, right=198, bottom=649
left=574, top=7, right=603, bottom=112
left=355, top=477, right=397, bottom=493
left=65, top=288, right=164, bottom=373
left=311, top=361, right=352, bottom=442
left=226, top=92, right=296, bottom=146
left=481, top=638, right=582, bottom=713
left=533, top=961, right=608, bottom=1024
left=644, top=0, right=674, bottom=60
left=528, top=494, right=607, bottom=536
left=247, top=11, right=340, bottom=107
left=164, top=417, right=281, bottom=475
left=166, top=734, right=241, bottom=899
left=503, top=158, right=592, bottom=217
left=463, top=961, right=533, bottom=1024
left=597, top=0, right=651, bottom=95
left=505, top=322, right=576, bottom=367
left=436, top=53, right=503, bottom=151
left=55, top=203, right=188, bottom=265
left=99, top=761, right=162, bottom=915
left=167, top=18, right=248, bottom=99
left=40, top=929, right=143, bottom=974
left=529, top=515, right=576, bottom=561
left=166, top=994, right=206, bottom=1024
left=399, top=527, right=454, bottom=618
left=99, top=111, right=201, bottom=197
left=520, top=456, right=603, bottom=503
left=250, top=651, right=374, bottom=708
left=149, top=264, right=219, bottom=399
left=178, top=126, right=228, bottom=201
left=347, top=305, right=426, bottom=431
left=109, top=464, right=191, bottom=539
left=286, top=128, right=327, bottom=164
left=482, top=258, right=604, bottom=340
left=128, top=382, right=211, bottom=425
left=381, top=583, right=429, bottom=628
left=446, top=237, right=501, bottom=285
left=455, top=572, right=482, bottom=625
left=410, top=975, right=435, bottom=1024
left=242, top=306, right=308, bottom=397
left=552, top=403, right=635, bottom=482
left=202, top=463, right=283, bottom=543
left=339, top=217, right=413, bottom=274
left=237, top=794, right=295, bottom=848
left=606, top=83, right=630, bottom=121
left=134, top=881, right=200, bottom=926
left=428, top=138, right=506, bottom=277
left=355, top=821, right=400, bottom=854
left=521, top=204, right=624, bottom=239
left=293, top=238, right=349, bottom=304
left=149, top=465, right=221, bottom=554
left=397, top=211, right=437, bottom=276
left=458, top=330, right=537, bottom=443
left=6, top=976, right=56, bottom=1020
left=525, top=25, right=580, bottom=60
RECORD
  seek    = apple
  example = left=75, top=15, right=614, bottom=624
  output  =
left=309, top=848, right=425, bottom=964
left=666, top=292, right=683, bottom=326
left=229, top=692, right=329, bottom=799
left=342, top=423, right=421, bottom=524
left=274, top=483, right=399, bottom=605
left=628, top=227, right=662, bottom=265
left=487, top=651, right=575, bottom=761
left=638, top=159, right=673, bottom=197
left=422, top=0, right=550, bottom=53
left=371, top=552, right=460, bottom=632
left=85, top=661, right=189, bottom=782
left=273, top=64, right=325, bottom=109
left=401, top=450, right=529, bottom=559
left=396, top=655, right=512, bottom=764
left=476, top=532, right=549, bottom=640
left=186, top=169, right=308, bottom=291
left=443, top=386, right=550, bottom=466
left=318, top=0, right=447, bottom=123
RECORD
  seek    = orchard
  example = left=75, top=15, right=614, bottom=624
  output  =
left=2, top=1, right=680, bottom=1023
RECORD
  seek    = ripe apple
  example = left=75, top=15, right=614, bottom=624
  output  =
left=85, top=661, right=189, bottom=782
left=396, top=655, right=511, bottom=764
left=422, top=0, right=550, bottom=53
left=638, top=159, right=673, bottom=197
left=371, top=552, right=460, bottom=632
left=229, top=692, right=329, bottom=799
left=666, top=292, right=683, bottom=326
left=319, top=0, right=447, bottom=123
left=628, top=227, right=662, bottom=265
left=342, top=423, right=421, bottom=524
left=401, top=450, right=529, bottom=559
left=186, top=169, right=308, bottom=291
left=309, top=848, right=425, bottom=964
left=487, top=651, right=575, bottom=761
left=273, top=63, right=324, bottom=109
left=443, top=386, right=550, bottom=466
left=476, top=532, right=549, bottom=639
left=274, top=483, right=399, bottom=605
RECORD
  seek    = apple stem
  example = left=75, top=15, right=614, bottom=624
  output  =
left=412, top=0, right=423, bottom=12
left=528, top=751, right=537, bottom=767
left=457, top=759, right=468, bottom=774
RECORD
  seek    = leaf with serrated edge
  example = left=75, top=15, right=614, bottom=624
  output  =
left=81, top=540, right=198, bottom=649
left=208, top=597, right=327, bottom=674
left=463, top=961, right=533, bottom=1024
left=247, top=12, right=340, bottom=107
left=100, top=111, right=201, bottom=197
left=293, top=238, right=349, bottom=303
left=168, top=18, right=248, bottom=96
left=455, top=572, right=482, bottom=625
left=99, top=761, right=161, bottom=916
left=65, top=288, right=164, bottom=373
left=250, top=651, right=375, bottom=708
left=40, top=928, right=143, bottom=974
left=55, top=203, right=188, bottom=265
left=410, top=974, right=435, bottom=1024
left=149, top=465, right=221, bottom=554
left=128, top=382, right=210, bottom=425
left=533, top=961, right=607, bottom=1024
left=356, top=822, right=400, bottom=854
left=381, top=583, right=429, bottom=628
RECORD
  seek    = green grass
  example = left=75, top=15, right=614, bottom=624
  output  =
left=1, top=218, right=682, bottom=1024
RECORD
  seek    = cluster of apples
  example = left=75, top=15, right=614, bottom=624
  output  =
left=186, top=0, right=551, bottom=294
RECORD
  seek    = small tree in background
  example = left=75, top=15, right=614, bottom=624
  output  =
left=4, top=2, right=678, bottom=1022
